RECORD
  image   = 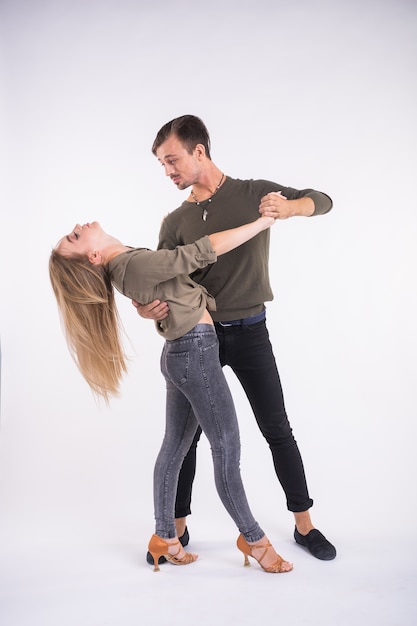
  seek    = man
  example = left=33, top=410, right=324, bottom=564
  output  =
left=136, top=114, right=336, bottom=562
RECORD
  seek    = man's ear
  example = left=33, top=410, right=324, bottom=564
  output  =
left=194, top=143, right=206, bottom=160
left=88, top=250, right=102, bottom=265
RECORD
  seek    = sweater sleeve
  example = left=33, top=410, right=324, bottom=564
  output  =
left=273, top=184, right=333, bottom=216
left=112, top=236, right=217, bottom=294
left=305, top=191, right=333, bottom=215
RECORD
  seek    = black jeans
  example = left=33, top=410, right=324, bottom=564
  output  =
left=174, top=318, right=314, bottom=516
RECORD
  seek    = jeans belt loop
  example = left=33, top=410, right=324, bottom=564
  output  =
left=218, top=309, right=266, bottom=327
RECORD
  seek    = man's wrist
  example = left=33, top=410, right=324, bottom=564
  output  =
left=294, top=197, right=315, bottom=217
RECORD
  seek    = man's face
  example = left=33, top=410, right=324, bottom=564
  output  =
left=155, top=134, right=202, bottom=190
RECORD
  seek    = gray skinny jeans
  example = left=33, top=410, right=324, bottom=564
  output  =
left=155, top=323, right=264, bottom=543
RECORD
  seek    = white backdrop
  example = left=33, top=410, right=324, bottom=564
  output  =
left=1, top=1, right=416, bottom=625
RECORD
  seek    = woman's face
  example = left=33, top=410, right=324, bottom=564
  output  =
left=56, top=222, right=104, bottom=257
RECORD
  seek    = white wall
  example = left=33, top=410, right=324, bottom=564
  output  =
left=1, top=0, right=416, bottom=557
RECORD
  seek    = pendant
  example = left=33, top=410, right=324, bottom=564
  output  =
left=202, top=209, right=208, bottom=221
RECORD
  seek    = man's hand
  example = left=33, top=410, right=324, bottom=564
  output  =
left=259, top=191, right=314, bottom=219
left=132, top=299, right=169, bottom=321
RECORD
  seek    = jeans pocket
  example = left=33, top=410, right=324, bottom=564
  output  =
left=202, top=338, right=219, bottom=353
left=165, top=350, right=190, bottom=386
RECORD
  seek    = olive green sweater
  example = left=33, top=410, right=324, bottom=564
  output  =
left=159, top=176, right=332, bottom=322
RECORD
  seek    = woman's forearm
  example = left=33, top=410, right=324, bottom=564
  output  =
left=208, top=216, right=273, bottom=256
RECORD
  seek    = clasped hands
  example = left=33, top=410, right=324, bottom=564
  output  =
left=258, top=191, right=295, bottom=219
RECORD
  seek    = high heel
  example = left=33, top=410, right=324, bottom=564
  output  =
left=147, top=534, right=198, bottom=572
left=146, top=526, right=189, bottom=566
left=236, top=534, right=293, bottom=573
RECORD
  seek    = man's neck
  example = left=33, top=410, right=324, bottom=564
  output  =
left=189, top=163, right=225, bottom=202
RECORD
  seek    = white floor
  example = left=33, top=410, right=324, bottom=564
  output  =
left=1, top=513, right=416, bottom=626
left=1, top=367, right=416, bottom=626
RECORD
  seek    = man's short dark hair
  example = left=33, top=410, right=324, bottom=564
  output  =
left=152, top=115, right=211, bottom=159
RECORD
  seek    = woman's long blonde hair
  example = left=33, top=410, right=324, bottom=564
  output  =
left=49, top=250, right=128, bottom=402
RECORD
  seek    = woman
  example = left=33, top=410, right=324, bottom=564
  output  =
left=49, top=217, right=293, bottom=574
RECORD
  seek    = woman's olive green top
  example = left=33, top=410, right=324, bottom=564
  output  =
left=108, top=236, right=217, bottom=340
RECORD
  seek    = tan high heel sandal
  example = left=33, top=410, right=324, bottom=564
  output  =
left=147, top=534, right=198, bottom=572
left=236, top=534, right=293, bottom=573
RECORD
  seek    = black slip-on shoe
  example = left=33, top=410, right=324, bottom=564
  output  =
left=294, top=527, right=336, bottom=560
